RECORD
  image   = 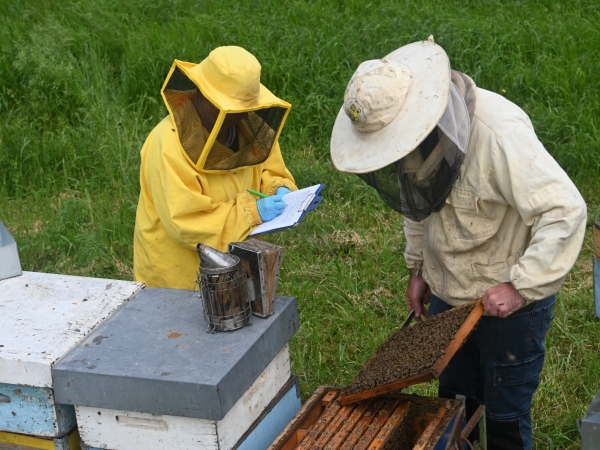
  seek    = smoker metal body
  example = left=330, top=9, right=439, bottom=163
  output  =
left=200, top=261, right=250, bottom=332
left=0, top=222, right=21, bottom=281
left=228, top=239, right=283, bottom=317
left=197, top=244, right=251, bottom=332
left=580, top=388, right=600, bottom=450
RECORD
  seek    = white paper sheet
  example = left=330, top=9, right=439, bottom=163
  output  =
left=249, top=184, right=321, bottom=236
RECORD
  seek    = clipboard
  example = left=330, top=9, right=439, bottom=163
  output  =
left=249, top=184, right=324, bottom=236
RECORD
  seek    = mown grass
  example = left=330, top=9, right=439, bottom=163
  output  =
left=0, top=1, right=599, bottom=448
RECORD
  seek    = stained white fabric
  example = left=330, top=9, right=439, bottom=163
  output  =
left=403, top=88, right=587, bottom=305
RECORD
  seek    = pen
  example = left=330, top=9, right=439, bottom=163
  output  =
left=247, top=189, right=268, bottom=198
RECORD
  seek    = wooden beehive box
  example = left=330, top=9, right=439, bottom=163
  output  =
left=0, top=271, right=143, bottom=449
left=0, top=427, right=81, bottom=450
left=594, top=222, right=600, bottom=318
left=53, top=290, right=301, bottom=450
left=268, top=387, right=463, bottom=450
left=339, top=299, right=484, bottom=405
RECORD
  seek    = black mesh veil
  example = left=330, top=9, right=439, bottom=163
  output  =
left=357, top=82, right=472, bottom=222
left=163, top=66, right=288, bottom=171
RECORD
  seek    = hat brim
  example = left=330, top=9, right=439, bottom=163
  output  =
left=173, top=60, right=290, bottom=112
left=330, top=40, right=450, bottom=174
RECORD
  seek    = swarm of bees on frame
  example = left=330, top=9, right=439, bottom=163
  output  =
left=343, top=302, right=477, bottom=396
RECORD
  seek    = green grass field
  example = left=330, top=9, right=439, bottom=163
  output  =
left=1, top=1, right=599, bottom=448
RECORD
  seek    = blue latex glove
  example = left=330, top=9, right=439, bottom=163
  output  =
left=276, top=187, right=292, bottom=197
left=257, top=194, right=286, bottom=222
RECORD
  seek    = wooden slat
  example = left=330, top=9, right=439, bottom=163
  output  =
left=367, top=401, right=411, bottom=449
left=268, top=386, right=332, bottom=450
left=312, top=404, right=355, bottom=449
left=412, top=412, right=433, bottom=439
left=261, top=243, right=282, bottom=315
left=412, top=406, right=448, bottom=450
left=325, top=400, right=373, bottom=450
left=353, top=400, right=399, bottom=450
left=594, top=222, right=600, bottom=259
left=461, top=405, right=485, bottom=440
left=431, top=298, right=484, bottom=377
left=448, top=406, right=465, bottom=450
left=0, top=431, right=54, bottom=450
left=297, top=399, right=342, bottom=449
left=321, top=390, right=338, bottom=407
left=338, top=372, right=434, bottom=405
left=595, top=224, right=600, bottom=318
left=295, top=430, right=307, bottom=444
left=339, top=399, right=386, bottom=450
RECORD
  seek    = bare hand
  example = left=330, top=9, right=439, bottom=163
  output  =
left=482, top=282, right=526, bottom=318
left=405, top=269, right=431, bottom=321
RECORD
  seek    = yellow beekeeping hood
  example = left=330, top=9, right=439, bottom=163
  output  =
left=161, top=46, right=291, bottom=172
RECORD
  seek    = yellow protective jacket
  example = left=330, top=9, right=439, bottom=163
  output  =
left=404, top=88, right=587, bottom=305
left=134, top=52, right=297, bottom=289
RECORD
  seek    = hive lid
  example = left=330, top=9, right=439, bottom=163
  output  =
left=338, top=298, right=484, bottom=405
left=52, top=288, right=299, bottom=420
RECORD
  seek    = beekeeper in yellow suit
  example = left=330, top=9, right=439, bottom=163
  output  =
left=134, top=46, right=297, bottom=289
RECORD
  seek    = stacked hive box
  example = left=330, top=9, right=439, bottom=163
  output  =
left=269, top=300, right=486, bottom=449
left=268, top=387, right=464, bottom=450
left=594, top=222, right=600, bottom=318
left=0, top=272, right=143, bottom=449
left=52, top=288, right=301, bottom=450
left=580, top=223, right=600, bottom=449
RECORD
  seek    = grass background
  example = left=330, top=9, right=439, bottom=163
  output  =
left=1, top=1, right=599, bottom=448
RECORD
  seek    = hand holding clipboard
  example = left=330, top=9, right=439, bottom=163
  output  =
left=249, top=184, right=324, bottom=236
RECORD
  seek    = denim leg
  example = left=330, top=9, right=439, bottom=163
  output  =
left=429, top=295, right=556, bottom=450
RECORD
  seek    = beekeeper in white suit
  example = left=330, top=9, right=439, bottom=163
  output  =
left=330, top=36, right=586, bottom=450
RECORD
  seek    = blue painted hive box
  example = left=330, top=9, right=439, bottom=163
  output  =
left=0, top=272, right=143, bottom=446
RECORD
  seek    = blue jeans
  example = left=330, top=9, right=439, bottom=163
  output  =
left=429, top=294, right=556, bottom=450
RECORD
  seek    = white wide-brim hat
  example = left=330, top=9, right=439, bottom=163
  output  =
left=330, top=37, right=451, bottom=173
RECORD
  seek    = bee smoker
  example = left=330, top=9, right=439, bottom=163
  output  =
left=228, top=239, right=283, bottom=318
left=196, top=244, right=250, bottom=332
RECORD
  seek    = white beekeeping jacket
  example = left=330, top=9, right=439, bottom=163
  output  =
left=404, top=88, right=587, bottom=305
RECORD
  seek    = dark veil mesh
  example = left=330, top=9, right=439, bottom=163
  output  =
left=357, top=81, right=471, bottom=222
left=357, top=129, right=464, bottom=222
left=165, top=66, right=197, bottom=92
left=162, top=66, right=288, bottom=171
left=203, top=106, right=287, bottom=170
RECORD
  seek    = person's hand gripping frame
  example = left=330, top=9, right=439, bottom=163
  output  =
left=405, top=268, right=431, bottom=321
